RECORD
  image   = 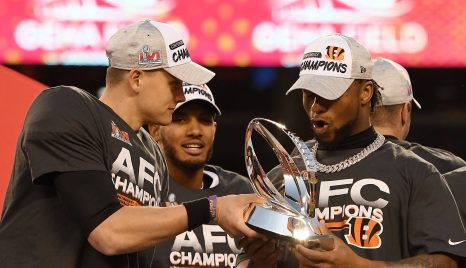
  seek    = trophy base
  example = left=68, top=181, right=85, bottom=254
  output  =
left=245, top=204, right=334, bottom=251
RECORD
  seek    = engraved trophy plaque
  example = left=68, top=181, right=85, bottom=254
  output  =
left=244, top=118, right=334, bottom=250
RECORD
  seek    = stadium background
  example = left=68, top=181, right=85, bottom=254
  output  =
left=1, top=0, right=465, bottom=207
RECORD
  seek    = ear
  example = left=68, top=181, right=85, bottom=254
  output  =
left=127, top=69, right=143, bottom=93
left=148, top=123, right=162, bottom=142
left=360, top=80, right=373, bottom=106
left=400, top=102, right=412, bottom=126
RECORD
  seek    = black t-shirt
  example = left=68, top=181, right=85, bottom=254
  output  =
left=444, top=167, right=466, bottom=268
left=239, top=140, right=466, bottom=266
left=0, top=86, right=169, bottom=267
left=152, top=165, right=253, bottom=268
left=443, top=167, right=466, bottom=231
left=385, top=136, right=466, bottom=174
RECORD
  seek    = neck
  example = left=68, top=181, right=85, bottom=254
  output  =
left=100, top=87, right=142, bottom=131
left=319, top=126, right=378, bottom=150
left=166, top=161, right=204, bottom=189
left=373, top=125, right=403, bottom=140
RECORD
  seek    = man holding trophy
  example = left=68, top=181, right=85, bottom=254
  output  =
left=238, top=34, right=466, bottom=267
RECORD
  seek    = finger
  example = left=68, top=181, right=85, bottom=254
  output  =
left=237, top=222, right=267, bottom=240
left=292, top=247, right=318, bottom=267
left=258, top=241, right=280, bottom=257
left=295, top=244, right=329, bottom=263
left=245, top=239, right=270, bottom=256
left=240, top=193, right=266, bottom=206
left=262, top=248, right=283, bottom=264
left=319, top=219, right=331, bottom=235
left=239, top=236, right=265, bottom=249
left=251, top=241, right=281, bottom=262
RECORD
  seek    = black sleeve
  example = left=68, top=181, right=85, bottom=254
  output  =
left=53, top=170, right=122, bottom=237
left=23, top=88, right=106, bottom=184
left=407, top=165, right=466, bottom=257
left=444, top=167, right=466, bottom=233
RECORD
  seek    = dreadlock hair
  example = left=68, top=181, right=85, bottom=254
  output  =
left=353, top=79, right=382, bottom=113
left=370, top=79, right=383, bottom=113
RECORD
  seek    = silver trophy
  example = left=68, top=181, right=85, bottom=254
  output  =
left=244, top=118, right=334, bottom=250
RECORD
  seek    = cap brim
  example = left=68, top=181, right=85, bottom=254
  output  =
left=286, top=74, right=354, bottom=100
left=175, top=99, right=222, bottom=115
left=413, top=97, right=422, bottom=109
left=165, top=62, right=215, bottom=85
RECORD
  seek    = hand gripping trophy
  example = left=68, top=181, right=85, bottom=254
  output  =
left=244, top=118, right=334, bottom=250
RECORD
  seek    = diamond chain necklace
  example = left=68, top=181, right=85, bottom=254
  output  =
left=311, top=134, right=385, bottom=173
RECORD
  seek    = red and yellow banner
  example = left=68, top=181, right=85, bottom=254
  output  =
left=0, top=0, right=465, bottom=67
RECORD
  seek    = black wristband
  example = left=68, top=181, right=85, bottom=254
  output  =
left=183, top=198, right=211, bottom=231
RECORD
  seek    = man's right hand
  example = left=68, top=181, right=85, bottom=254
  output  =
left=216, top=194, right=265, bottom=238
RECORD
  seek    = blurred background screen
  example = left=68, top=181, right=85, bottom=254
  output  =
left=1, top=0, right=465, bottom=67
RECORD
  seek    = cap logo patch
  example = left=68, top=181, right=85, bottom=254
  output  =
left=183, top=85, right=213, bottom=101
left=360, top=66, right=367, bottom=73
left=169, top=40, right=185, bottom=50
left=172, top=48, right=190, bottom=63
left=325, top=46, right=345, bottom=61
left=301, top=59, right=347, bottom=74
left=303, top=52, right=322, bottom=60
left=138, top=45, right=162, bottom=65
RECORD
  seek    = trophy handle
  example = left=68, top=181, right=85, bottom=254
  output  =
left=244, top=118, right=317, bottom=216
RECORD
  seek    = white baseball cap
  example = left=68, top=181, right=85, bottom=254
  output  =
left=287, top=34, right=373, bottom=100
left=175, top=83, right=221, bottom=115
left=106, top=19, right=215, bottom=85
left=372, top=58, right=421, bottom=109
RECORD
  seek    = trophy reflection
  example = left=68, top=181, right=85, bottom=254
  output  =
left=244, top=118, right=334, bottom=250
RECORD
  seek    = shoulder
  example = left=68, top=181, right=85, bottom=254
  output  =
left=138, top=128, right=159, bottom=151
left=24, top=86, right=101, bottom=130
left=29, top=86, right=99, bottom=117
left=138, top=128, right=167, bottom=167
left=378, top=140, right=422, bottom=161
left=36, top=86, right=95, bottom=104
left=376, top=141, right=440, bottom=176
left=414, top=143, right=465, bottom=162
left=205, top=165, right=249, bottom=183
left=444, top=166, right=466, bottom=180
left=205, top=165, right=251, bottom=189
left=386, top=137, right=412, bottom=149
left=402, top=142, right=466, bottom=173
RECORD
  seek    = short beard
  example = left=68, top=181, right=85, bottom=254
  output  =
left=161, top=137, right=214, bottom=171
left=315, top=119, right=355, bottom=150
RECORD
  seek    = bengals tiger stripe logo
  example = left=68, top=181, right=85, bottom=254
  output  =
left=325, top=46, right=345, bottom=61
left=344, top=217, right=383, bottom=249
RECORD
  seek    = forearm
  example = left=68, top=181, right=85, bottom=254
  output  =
left=364, top=254, right=457, bottom=268
left=248, top=260, right=277, bottom=268
left=87, top=193, right=262, bottom=256
left=237, top=260, right=277, bottom=268
left=88, top=205, right=188, bottom=255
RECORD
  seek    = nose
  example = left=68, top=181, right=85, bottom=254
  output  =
left=310, top=96, right=326, bottom=115
left=186, top=118, right=202, bottom=137
left=174, top=84, right=185, bottom=104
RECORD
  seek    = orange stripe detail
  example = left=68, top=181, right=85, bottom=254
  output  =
left=117, top=194, right=141, bottom=206
left=353, top=218, right=362, bottom=246
left=325, top=221, right=347, bottom=229
left=366, top=220, right=381, bottom=247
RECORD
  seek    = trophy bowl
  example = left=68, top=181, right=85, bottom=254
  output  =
left=244, top=118, right=334, bottom=250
